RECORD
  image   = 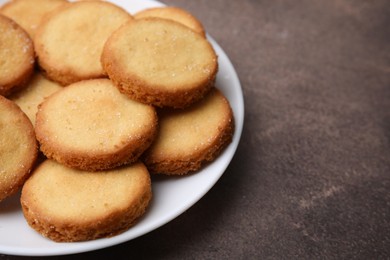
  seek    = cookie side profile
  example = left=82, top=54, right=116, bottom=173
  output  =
left=102, top=18, right=218, bottom=108
left=0, top=14, right=35, bottom=96
left=134, top=6, right=206, bottom=37
left=9, top=71, right=63, bottom=126
left=143, top=88, right=234, bottom=175
left=21, top=159, right=152, bottom=242
left=34, top=1, right=132, bottom=85
left=35, top=79, right=158, bottom=171
left=0, top=0, right=68, bottom=39
left=0, top=96, right=38, bottom=202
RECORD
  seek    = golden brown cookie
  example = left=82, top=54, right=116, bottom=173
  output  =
left=9, top=71, right=62, bottom=126
left=102, top=17, right=218, bottom=109
left=0, top=0, right=68, bottom=39
left=134, top=6, right=206, bottom=37
left=21, top=159, right=152, bottom=242
left=34, top=1, right=132, bottom=86
left=143, top=88, right=234, bottom=175
left=0, top=14, right=35, bottom=96
left=35, top=78, right=158, bottom=171
left=0, top=95, right=38, bottom=202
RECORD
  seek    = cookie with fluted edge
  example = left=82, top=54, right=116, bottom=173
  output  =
left=0, top=95, right=38, bottom=202
left=9, top=71, right=62, bottom=126
left=0, top=14, right=35, bottom=96
left=134, top=6, right=206, bottom=37
left=0, top=0, right=68, bottom=39
left=143, top=88, right=234, bottom=175
left=21, top=159, right=152, bottom=242
left=34, top=1, right=132, bottom=85
left=35, top=79, right=158, bottom=171
left=102, top=17, right=218, bottom=109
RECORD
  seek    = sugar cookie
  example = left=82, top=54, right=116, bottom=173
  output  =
left=9, top=71, right=62, bottom=126
left=0, top=14, right=34, bottom=96
left=102, top=18, right=218, bottom=108
left=0, top=0, right=68, bottom=39
left=21, top=159, right=152, bottom=242
left=134, top=6, right=206, bottom=37
left=0, top=96, right=38, bottom=202
left=143, top=88, right=234, bottom=175
left=34, top=1, right=132, bottom=85
left=35, top=79, right=158, bottom=171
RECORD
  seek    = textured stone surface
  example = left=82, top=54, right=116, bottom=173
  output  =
left=2, top=0, right=390, bottom=259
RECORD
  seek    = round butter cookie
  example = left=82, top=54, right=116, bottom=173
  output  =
left=143, top=88, right=234, bottom=175
left=134, top=6, right=206, bottom=37
left=9, top=71, right=62, bottom=126
left=21, top=159, right=152, bottom=242
left=0, top=0, right=68, bottom=39
left=102, top=17, right=218, bottom=109
left=0, top=14, right=35, bottom=96
left=35, top=79, right=158, bottom=171
left=0, top=96, right=37, bottom=202
left=34, top=1, right=132, bottom=86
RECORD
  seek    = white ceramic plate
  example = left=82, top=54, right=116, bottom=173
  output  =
left=0, top=0, right=244, bottom=256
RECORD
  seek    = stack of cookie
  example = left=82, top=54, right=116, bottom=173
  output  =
left=0, top=0, right=234, bottom=242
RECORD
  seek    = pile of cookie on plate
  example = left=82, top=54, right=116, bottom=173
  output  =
left=0, top=0, right=234, bottom=242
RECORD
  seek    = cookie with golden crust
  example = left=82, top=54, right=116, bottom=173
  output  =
left=21, top=159, right=152, bottom=242
left=0, top=96, right=38, bottom=202
left=143, top=88, right=234, bottom=175
left=134, top=6, right=206, bottom=37
left=0, top=0, right=68, bottom=39
left=9, top=71, right=62, bottom=126
left=102, top=17, right=218, bottom=109
left=0, top=14, right=35, bottom=96
left=34, top=1, right=132, bottom=86
left=35, top=79, right=158, bottom=171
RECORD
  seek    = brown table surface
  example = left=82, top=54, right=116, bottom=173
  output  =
left=2, top=0, right=390, bottom=259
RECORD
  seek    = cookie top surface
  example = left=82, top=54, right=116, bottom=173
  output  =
left=0, top=0, right=68, bottom=39
left=0, top=14, right=35, bottom=96
left=35, top=78, right=157, bottom=171
left=0, top=95, right=37, bottom=201
left=34, top=1, right=132, bottom=85
left=134, top=6, right=206, bottom=37
left=10, top=71, right=63, bottom=125
left=21, top=159, right=152, bottom=242
left=143, top=88, right=234, bottom=175
left=102, top=17, right=218, bottom=108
